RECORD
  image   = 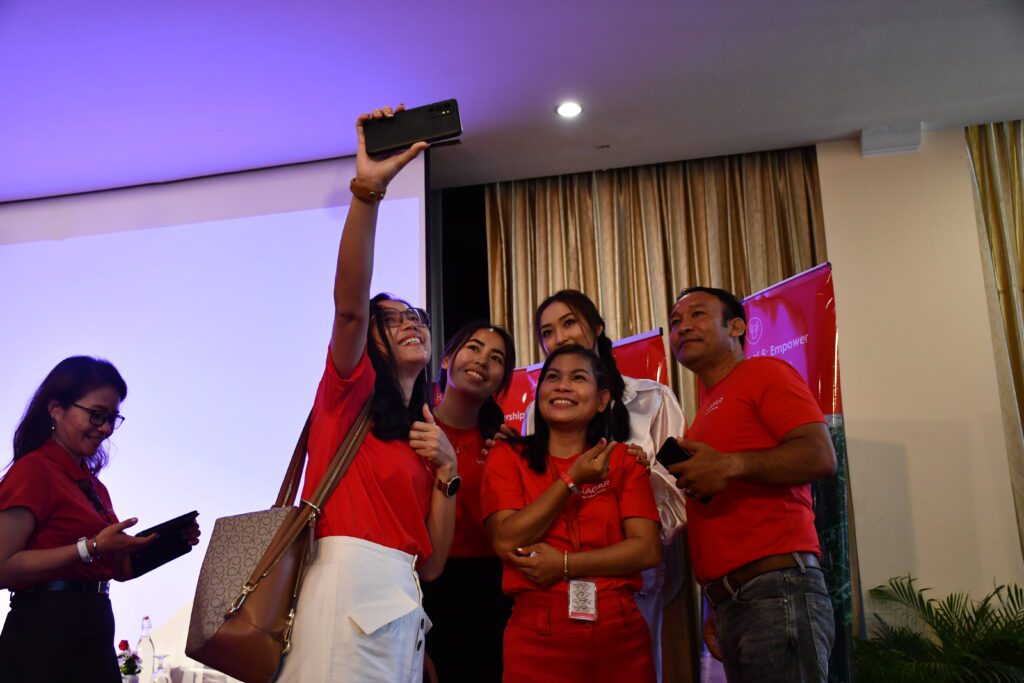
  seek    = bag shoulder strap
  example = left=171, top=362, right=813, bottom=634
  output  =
left=231, top=394, right=374, bottom=610
left=275, top=411, right=313, bottom=508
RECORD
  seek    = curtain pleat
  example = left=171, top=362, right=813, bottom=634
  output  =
left=966, top=120, right=1024, bottom=561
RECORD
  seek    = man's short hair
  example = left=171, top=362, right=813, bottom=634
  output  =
left=676, top=286, right=747, bottom=348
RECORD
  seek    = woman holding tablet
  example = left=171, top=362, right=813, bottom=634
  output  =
left=0, top=356, right=200, bottom=683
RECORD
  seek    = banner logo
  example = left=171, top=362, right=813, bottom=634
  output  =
left=747, top=316, right=764, bottom=345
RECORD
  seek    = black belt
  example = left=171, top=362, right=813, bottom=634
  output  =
left=704, top=552, right=820, bottom=607
left=14, top=579, right=110, bottom=596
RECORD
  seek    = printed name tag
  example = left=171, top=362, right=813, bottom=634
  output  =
left=568, top=580, right=598, bottom=621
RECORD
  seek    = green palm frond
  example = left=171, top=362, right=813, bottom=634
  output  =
left=855, top=576, right=1024, bottom=681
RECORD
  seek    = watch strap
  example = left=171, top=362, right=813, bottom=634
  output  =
left=436, top=474, right=461, bottom=497
left=349, top=177, right=386, bottom=202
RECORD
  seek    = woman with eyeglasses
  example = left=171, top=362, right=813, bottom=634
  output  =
left=482, top=344, right=661, bottom=683
left=524, top=289, right=688, bottom=682
left=275, top=106, right=458, bottom=683
left=421, top=321, right=517, bottom=683
left=0, top=356, right=202, bottom=683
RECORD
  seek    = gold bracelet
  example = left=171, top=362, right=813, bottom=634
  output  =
left=563, top=550, right=569, bottom=580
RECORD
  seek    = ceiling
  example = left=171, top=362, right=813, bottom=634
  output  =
left=1, top=0, right=1022, bottom=203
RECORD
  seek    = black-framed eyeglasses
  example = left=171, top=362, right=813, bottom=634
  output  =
left=71, top=403, right=125, bottom=430
left=375, top=307, right=431, bottom=329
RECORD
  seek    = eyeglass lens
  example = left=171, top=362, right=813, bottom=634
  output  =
left=382, top=308, right=430, bottom=327
left=73, top=404, right=124, bottom=429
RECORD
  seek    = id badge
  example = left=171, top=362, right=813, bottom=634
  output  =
left=568, top=580, right=598, bottom=621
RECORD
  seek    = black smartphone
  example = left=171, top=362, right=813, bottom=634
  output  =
left=655, top=437, right=694, bottom=469
left=656, top=438, right=713, bottom=504
left=363, top=99, right=462, bottom=156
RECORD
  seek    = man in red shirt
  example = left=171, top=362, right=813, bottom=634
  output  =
left=666, top=286, right=837, bottom=683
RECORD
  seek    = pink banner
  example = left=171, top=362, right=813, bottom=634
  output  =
left=741, top=262, right=842, bottom=415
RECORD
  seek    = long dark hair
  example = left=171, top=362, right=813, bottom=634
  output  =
left=367, top=293, right=432, bottom=441
left=12, top=356, right=127, bottom=474
left=435, top=321, right=516, bottom=441
left=534, top=290, right=630, bottom=442
left=515, top=345, right=611, bottom=474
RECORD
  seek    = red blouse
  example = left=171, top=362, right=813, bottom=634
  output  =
left=302, top=349, right=435, bottom=566
left=480, top=441, right=658, bottom=596
left=0, top=439, right=120, bottom=587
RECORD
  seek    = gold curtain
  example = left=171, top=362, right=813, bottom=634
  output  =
left=966, top=120, right=1024, bottom=559
left=485, top=146, right=828, bottom=682
left=486, top=147, right=827, bottom=414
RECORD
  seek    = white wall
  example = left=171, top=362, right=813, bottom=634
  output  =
left=817, top=129, right=1024, bottom=611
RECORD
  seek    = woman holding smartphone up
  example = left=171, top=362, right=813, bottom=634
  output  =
left=523, top=289, right=687, bottom=682
left=482, top=344, right=661, bottom=683
left=422, top=322, right=517, bottom=683
left=276, top=106, right=458, bottom=683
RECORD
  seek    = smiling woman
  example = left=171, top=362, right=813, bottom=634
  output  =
left=274, top=106, right=459, bottom=683
left=481, top=345, right=661, bottom=683
left=0, top=356, right=200, bottom=683
left=423, top=321, right=516, bottom=683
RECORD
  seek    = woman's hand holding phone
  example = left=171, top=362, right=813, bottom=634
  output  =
left=355, top=105, right=428, bottom=192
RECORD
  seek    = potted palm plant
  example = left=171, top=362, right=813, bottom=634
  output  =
left=855, top=575, right=1024, bottom=682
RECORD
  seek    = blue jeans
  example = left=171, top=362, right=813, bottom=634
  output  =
left=715, top=566, right=834, bottom=682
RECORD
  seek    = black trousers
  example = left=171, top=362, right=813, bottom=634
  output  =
left=0, top=591, right=120, bottom=683
left=422, top=556, right=512, bottom=683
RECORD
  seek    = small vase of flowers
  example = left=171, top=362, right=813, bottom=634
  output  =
left=117, top=639, right=142, bottom=683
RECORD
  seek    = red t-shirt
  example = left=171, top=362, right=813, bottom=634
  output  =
left=685, top=357, right=825, bottom=584
left=302, top=349, right=434, bottom=566
left=0, top=439, right=121, bottom=587
left=437, top=421, right=494, bottom=558
left=480, top=441, right=659, bottom=596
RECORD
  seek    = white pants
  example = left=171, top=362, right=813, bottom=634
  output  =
left=276, top=536, right=430, bottom=683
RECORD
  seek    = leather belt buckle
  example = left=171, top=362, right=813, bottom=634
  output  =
left=703, top=552, right=819, bottom=608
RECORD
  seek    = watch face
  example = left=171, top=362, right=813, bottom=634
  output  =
left=445, top=475, right=462, bottom=497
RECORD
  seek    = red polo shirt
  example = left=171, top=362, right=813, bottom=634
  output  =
left=437, top=421, right=494, bottom=558
left=302, top=349, right=435, bottom=566
left=0, top=439, right=120, bottom=587
left=685, top=357, right=825, bottom=584
left=480, top=441, right=658, bottom=596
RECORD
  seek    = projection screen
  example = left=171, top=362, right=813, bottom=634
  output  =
left=0, top=155, right=427, bottom=667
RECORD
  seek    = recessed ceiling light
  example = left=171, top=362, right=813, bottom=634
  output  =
left=557, top=101, right=583, bottom=118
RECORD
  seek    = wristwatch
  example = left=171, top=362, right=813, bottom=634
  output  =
left=436, top=474, right=462, bottom=497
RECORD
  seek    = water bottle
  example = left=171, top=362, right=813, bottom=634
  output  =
left=136, top=615, right=155, bottom=683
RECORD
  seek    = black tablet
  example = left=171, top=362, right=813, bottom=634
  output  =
left=130, top=510, right=199, bottom=578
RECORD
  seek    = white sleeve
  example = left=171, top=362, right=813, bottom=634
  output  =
left=521, top=401, right=536, bottom=436
left=647, top=386, right=688, bottom=543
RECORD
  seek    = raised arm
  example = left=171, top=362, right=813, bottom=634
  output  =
left=330, top=106, right=428, bottom=376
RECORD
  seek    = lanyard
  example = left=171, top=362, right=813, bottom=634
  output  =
left=548, top=456, right=582, bottom=552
